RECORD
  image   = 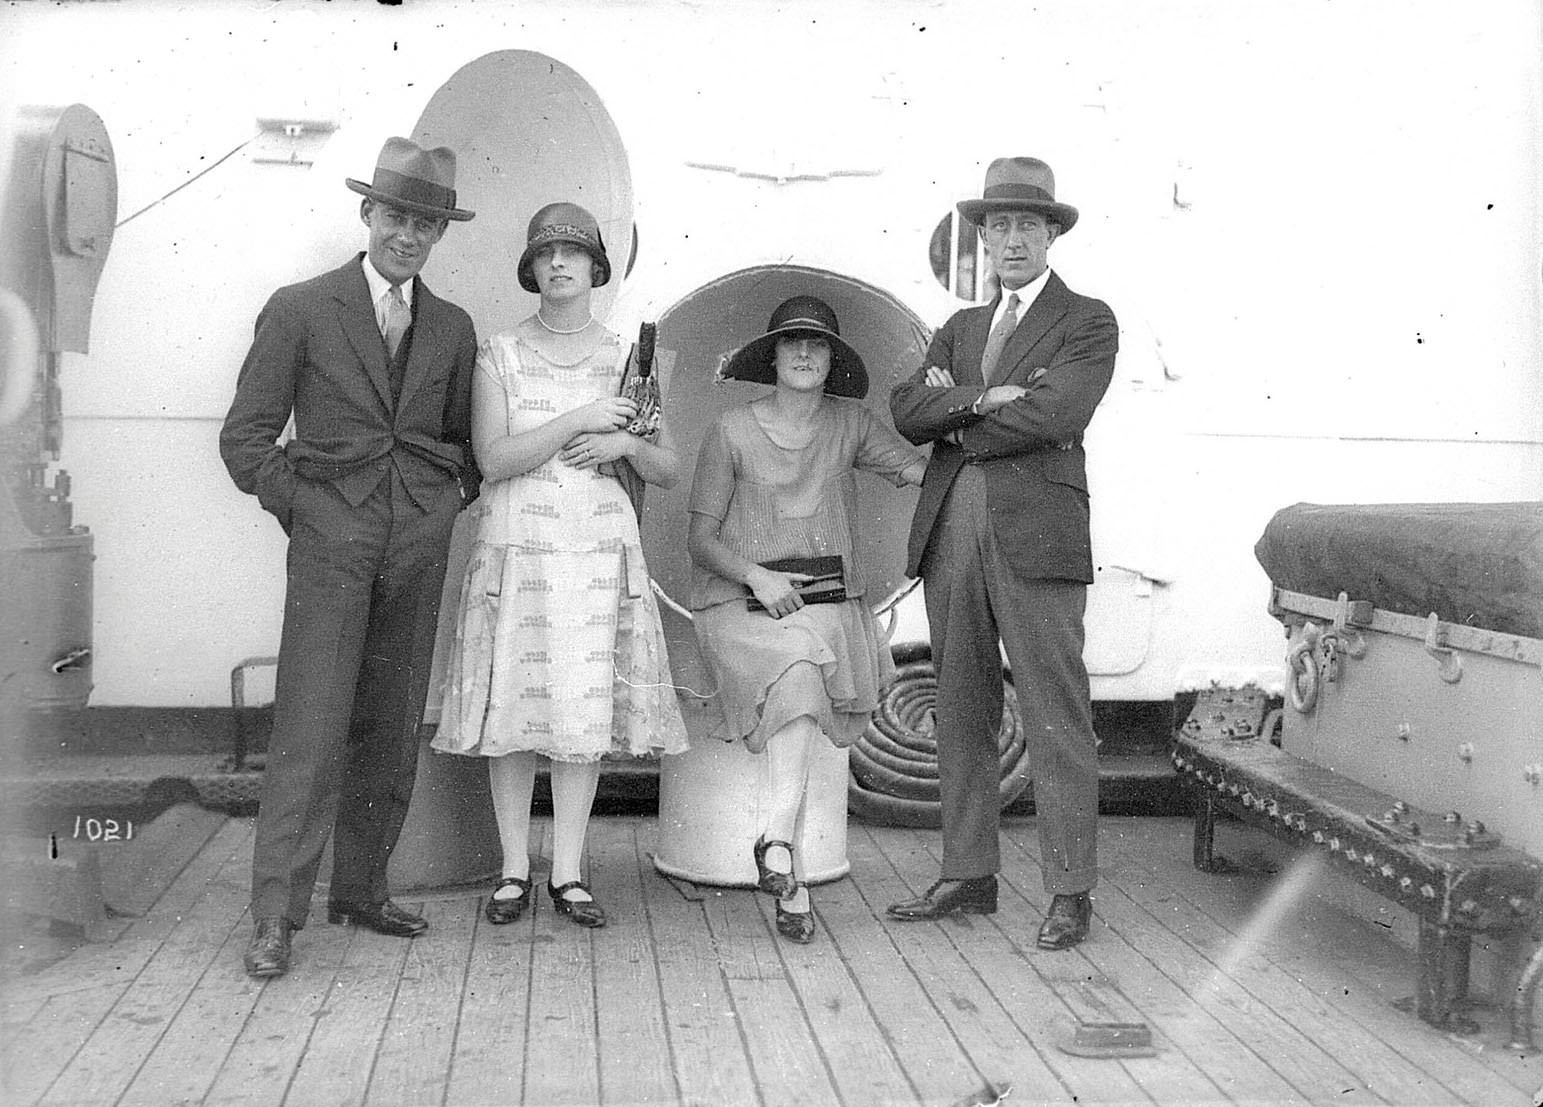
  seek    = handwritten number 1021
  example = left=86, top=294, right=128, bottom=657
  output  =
left=72, top=815, right=134, bottom=841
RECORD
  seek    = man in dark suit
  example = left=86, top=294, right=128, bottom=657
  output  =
left=221, top=137, right=479, bottom=978
left=887, top=156, right=1118, bottom=950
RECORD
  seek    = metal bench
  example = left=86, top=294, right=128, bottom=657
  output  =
left=1174, top=685, right=1543, bottom=1043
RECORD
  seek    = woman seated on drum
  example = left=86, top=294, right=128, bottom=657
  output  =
left=687, top=295, right=926, bottom=943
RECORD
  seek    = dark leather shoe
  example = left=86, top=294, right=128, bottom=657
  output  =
left=548, top=880, right=607, bottom=928
left=752, top=835, right=798, bottom=899
left=327, top=899, right=428, bottom=937
left=775, top=891, right=816, bottom=944
left=244, top=916, right=292, bottom=978
left=484, top=876, right=532, bottom=925
left=886, top=876, right=997, bottom=920
left=1037, top=892, right=1092, bottom=950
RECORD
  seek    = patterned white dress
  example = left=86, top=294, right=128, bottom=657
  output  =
left=432, top=329, right=689, bottom=762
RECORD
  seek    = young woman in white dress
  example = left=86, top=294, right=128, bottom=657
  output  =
left=434, top=202, right=689, bottom=928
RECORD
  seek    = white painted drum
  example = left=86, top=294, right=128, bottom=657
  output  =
left=654, top=724, right=854, bottom=887
left=390, top=50, right=634, bottom=893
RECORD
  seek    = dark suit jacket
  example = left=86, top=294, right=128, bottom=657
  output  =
left=220, top=254, right=479, bottom=528
left=890, top=271, right=1118, bottom=583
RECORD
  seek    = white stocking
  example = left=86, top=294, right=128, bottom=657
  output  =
left=761, top=714, right=818, bottom=895
left=488, top=752, right=537, bottom=898
left=549, top=758, right=602, bottom=900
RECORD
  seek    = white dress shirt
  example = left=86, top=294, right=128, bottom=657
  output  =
left=361, top=254, right=414, bottom=336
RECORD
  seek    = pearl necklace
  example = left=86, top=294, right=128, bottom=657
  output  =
left=536, top=310, right=593, bottom=335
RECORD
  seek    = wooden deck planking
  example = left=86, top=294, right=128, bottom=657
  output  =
left=707, top=886, right=844, bottom=1107
left=523, top=839, right=605, bottom=1107
left=35, top=823, right=253, bottom=1107
left=282, top=908, right=418, bottom=1107
left=814, top=847, right=984, bottom=1105
left=903, top=828, right=1234, bottom=1107
left=843, top=825, right=1079, bottom=1103
left=760, top=882, right=922, bottom=1107
left=642, top=875, right=761, bottom=1106
left=113, top=822, right=271, bottom=1106
left=8, top=814, right=1543, bottom=1106
left=1003, top=823, right=1392, bottom=1105
left=443, top=826, right=545, bottom=1107
left=4, top=820, right=254, bottom=1104
left=995, top=855, right=1310, bottom=1105
left=1102, top=816, right=1543, bottom=1103
left=864, top=825, right=1159, bottom=1106
left=114, top=922, right=265, bottom=1107
left=588, top=820, right=680, bottom=1106
left=1095, top=825, right=1465, bottom=1104
left=3, top=983, right=132, bottom=1104
left=367, top=896, right=478, bottom=1107
left=3, top=817, right=255, bottom=1009
left=202, top=904, right=361, bottom=1107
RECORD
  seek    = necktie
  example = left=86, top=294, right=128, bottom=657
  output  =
left=979, top=292, right=1020, bottom=385
left=383, top=285, right=410, bottom=360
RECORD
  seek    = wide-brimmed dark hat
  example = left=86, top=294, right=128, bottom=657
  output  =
left=346, top=137, right=474, bottom=222
left=517, top=201, right=612, bottom=293
left=956, top=156, right=1078, bottom=234
left=718, top=295, right=868, bottom=399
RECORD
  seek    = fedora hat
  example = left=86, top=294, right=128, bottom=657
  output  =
left=517, top=201, right=612, bottom=294
left=718, top=295, right=868, bottom=399
left=956, top=156, right=1078, bottom=233
left=346, top=137, right=474, bottom=222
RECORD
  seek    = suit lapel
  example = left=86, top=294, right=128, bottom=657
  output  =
left=334, top=258, right=395, bottom=413
left=960, top=302, right=996, bottom=386
left=993, top=271, right=1067, bottom=384
left=994, top=272, right=1071, bottom=384
left=395, top=277, right=439, bottom=414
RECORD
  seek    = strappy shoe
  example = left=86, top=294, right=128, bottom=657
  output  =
left=775, top=889, right=816, bottom=945
left=548, top=880, right=607, bottom=928
left=752, top=835, right=798, bottom=899
left=484, top=876, right=532, bottom=925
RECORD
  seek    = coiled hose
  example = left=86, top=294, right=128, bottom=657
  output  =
left=848, top=642, right=1032, bottom=827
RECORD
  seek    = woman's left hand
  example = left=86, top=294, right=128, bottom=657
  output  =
left=561, top=431, right=632, bottom=470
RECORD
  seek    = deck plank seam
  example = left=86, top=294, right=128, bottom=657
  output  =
left=839, top=821, right=1055, bottom=1099
left=1000, top=824, right=1397, bottom=1106
left=945, top=826, right=1243, bottom=1104
left=114, top=884, right=256, bottom=1105
left=757, top=892, right=865, bottom=1107
left=907, top=830, right=1164, bottom=1106
left=38, top=820, right=256, bottom=1107
left=810, top=895, right=930, bottom=1106
left=877, top=825, right=1151, bottom=1105
left=631, top=825, right=689, bottom=1107
left=1096, top=819, right=1530, bottom=1102
left=998, top=825, right=1334, bottom=1106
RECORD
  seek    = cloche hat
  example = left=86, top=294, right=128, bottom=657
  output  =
left=517, top=201, right=612, bottom=293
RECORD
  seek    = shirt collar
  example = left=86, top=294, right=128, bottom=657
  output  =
left=994, top=266, right=1052, bottom=326
left=360, top=254, right=414, bottom=314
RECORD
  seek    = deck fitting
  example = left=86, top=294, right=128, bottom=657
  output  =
left=1056, top=1019, right=1157, bottom=1059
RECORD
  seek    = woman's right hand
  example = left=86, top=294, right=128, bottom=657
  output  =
left=572, top=396, right=639, bottom=435
left=746, top=566, right=816, bottom=619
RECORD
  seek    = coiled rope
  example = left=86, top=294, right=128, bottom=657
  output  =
left=847, top=642, right=1032, bottom=828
